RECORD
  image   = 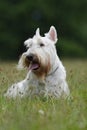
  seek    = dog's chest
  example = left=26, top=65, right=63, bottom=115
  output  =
left=28, top=79, right=46, bottom=96
left=28, top=75, right=58, bottom=96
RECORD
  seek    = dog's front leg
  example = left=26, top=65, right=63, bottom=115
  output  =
left=4, top=79, right=30, bottom=99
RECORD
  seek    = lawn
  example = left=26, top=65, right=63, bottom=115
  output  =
left=0, top=59, right=87, bottom=130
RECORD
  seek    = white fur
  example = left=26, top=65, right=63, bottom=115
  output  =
left=4, top=26, right=70, bottom=99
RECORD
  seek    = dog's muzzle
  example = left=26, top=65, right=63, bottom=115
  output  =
left=25, top=53, right=40, bottom=71
left=26, top=54, right=34, bottom=61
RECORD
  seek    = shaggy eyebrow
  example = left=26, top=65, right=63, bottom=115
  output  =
left=24, top=39, right=33, bottom=48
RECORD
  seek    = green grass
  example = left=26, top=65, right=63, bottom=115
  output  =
left=0, top=60, right=87, bottom=130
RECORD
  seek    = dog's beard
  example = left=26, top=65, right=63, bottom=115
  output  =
left=33, top=61, right=51, bottom=80
left=24, top=56, right=40, bottom=70
left=24, top=56, right=51, bottom=80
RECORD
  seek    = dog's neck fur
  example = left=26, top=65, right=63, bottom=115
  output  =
left=47, top=66, right=59, bottom=77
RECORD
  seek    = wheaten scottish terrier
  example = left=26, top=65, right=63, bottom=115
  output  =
left=5, top=26, right=70, bottom=98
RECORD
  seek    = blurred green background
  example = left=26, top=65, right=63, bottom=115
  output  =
left=0, top=0, right=87, bottom=60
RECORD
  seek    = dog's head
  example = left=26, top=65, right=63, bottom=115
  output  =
left=17, top=26, right=58, bottom=79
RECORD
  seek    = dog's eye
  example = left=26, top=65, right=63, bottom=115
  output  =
left=40, top=43, right=45, bottom=47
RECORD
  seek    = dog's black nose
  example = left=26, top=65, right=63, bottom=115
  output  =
left=26, top=54, right=34, bottom=61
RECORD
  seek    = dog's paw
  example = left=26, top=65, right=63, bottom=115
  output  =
left=4, top=83, right=18, bottom=98
left=4, top=81, right=28, bottom=99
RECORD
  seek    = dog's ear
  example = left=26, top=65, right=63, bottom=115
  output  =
left=45, top=26, right=58, bottom=44
left=36, top=28, right=40, bottom=37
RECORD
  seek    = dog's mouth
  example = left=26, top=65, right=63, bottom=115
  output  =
left=29, top=61, right=40, bottom=71
left=24, top=54, right=40, bottom=71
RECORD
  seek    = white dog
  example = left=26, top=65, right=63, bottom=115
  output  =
left=5, top=26, right=70, bottom=98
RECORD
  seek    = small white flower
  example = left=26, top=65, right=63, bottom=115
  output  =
left=38, top=109, right=44, bottom=115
